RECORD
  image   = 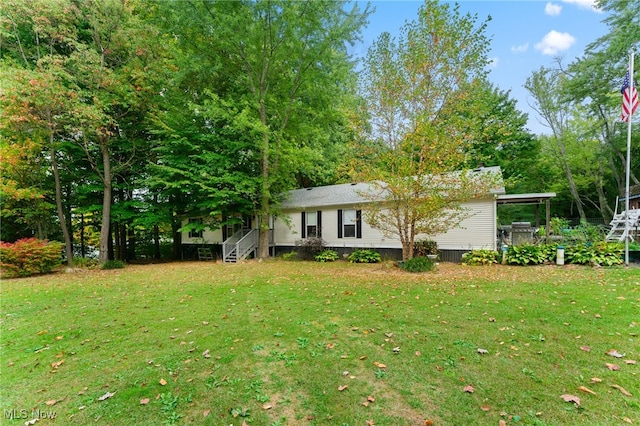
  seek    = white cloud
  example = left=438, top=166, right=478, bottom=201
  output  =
left=545, top=2, right=562, bottom=16
left=511, top=43, right=529, bottom=53
left=561, top=0, right=602, bottom=13
left=534, top=30, right=576, bottom=55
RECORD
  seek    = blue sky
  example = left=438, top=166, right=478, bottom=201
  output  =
left=351, top=0, right=609, bottom=134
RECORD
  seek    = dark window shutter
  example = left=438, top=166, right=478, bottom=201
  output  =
left=317, top=211, right=322, bottom=237
left=337, top=209, right=343, bottom=238
left=356, top=210, right=362, bottom=238
left=301, top=212, right=306, bottom=238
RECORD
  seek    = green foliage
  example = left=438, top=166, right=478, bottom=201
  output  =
left=348, top=249, right=381, bottom=264
left=504, top=244, right=547, bottom=266
left=549, top=217, right=570, bottom=235
left=400, top=256, right=435, bottom=273
left=565, top=242, right=623, bottom=266
left=0, top=238, right=63, bottom=278
left=101, top=260, right=126, bottom=270
left=461, top=249, right=500, bottom=266
left=413, top=239, right=438, bottom=257
left=281, top=251, right=299, bottom=261
left=295, top=238, right=326, bottom=261
left=315, top=249, right=339, bottom=263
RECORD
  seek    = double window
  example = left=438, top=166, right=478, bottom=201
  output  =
left=301, top=211, right=322, bottom=238
left=338, top=209, right=361, bottom=239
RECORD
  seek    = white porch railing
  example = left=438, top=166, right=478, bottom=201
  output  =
left=223, top=229, right=258, bottom=263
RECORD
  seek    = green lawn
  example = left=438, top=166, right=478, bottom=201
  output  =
left=1, top=261, right=638, bottom=425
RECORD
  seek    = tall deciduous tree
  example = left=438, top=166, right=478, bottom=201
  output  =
left=161, top=0, right=371, bottom=258
left=525, top=67, right=587, bottom=222
left=550, top=0, right=639, bottom=218
left=354, top=0, right=498, bottom=260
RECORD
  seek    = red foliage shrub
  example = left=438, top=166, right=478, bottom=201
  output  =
left=0, top=238, right=63, bottom=278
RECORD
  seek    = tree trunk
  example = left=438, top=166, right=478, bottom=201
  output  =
left=80, top=213, right=86, bottom=257
left=154, top=224, right=161, bottom=260
left=50, top=139, right=73, bottom=266
left=99, top=137, right=112, bottom=263
left=257, top=110, right=271, bottom=259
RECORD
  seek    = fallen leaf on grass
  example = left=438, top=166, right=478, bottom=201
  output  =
left=560, top=394, right=580, bottom=406
left=579, top=346, right=590, bottom=352
left=622, top=417, right=632, bottom=424
left=366, top=420, right=375, bottom=426
left=590, top=377, right=602, bottom=384
left=611, top=384, right=632, bottom=396
left=480, top=404, right=490, bottom=411
left=50, top=360, right=64, bottom=369
left=203, top=409, right=210, bottom=417
left=463, top=385, right=475, bottom=393
left=45, top=399, right=62, bottom=406
left=606, top=363, right=621, bottom=371
left=605, top=349, right=625, bottom=358
left=373, top=361, right=386, bottom=369
left=202, top=349, right=211, bottom=358
left=98, top=391, right=115, bottom=401
left=338, top=385, right=348, bottom=391
left=326, top=343, right=334, bottom=349
left=159, top=378, right=167, bottom=386
left=424, top=420, right=434, bottom=426
left=499, top=421, right=506, bottom=426
left=624, top=359, right=637, bottom=365
left=477, top=348, right=489, bottom=355
left=367, top=395, right=375, bottom=402
left=262, top=403, right=273, bottom=410
left=140, top=398, right=150, bottom=405
left=578, top=386, right=596, bottom=395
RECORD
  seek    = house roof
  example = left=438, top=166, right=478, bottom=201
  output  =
left=281, top=166, right=505, bottom=210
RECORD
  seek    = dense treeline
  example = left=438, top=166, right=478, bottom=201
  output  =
left=1, top=0, right=637, bottom=263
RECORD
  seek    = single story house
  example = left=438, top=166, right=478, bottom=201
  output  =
left=181, top=166, right=552, bottom=262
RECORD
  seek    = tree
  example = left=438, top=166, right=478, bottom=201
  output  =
left=525, top=67, right=588, bottom=222
left=161, top=0, right=371, bottom=258
left=553, top=0, right=640, bottom=218
left=354, top=0, right=498, bottom=260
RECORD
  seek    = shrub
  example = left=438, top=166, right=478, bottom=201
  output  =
left=282, top=251, right=298, bottom=261
left=401, top=256, right=435, bottom=272
left=295, top=237, right=326, bottom=261
left=505, top=244, right=547, bottom=265
left=566, top=242, right=623, bottom=266
left=315, top=249, right=339, bottom=262
left=348, top=249, right=381, bottom=263
left=414, top=239, right=438, bottom=257
left=101, top=260, right=126, bottom=270
left=0, top=238, right=64, bottom=278
left=462, top=249, right=499, bottom=266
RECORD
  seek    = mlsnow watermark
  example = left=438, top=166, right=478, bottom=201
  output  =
left=4, top=408, right=57, bottom=421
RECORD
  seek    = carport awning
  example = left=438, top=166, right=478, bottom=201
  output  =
left=496, top=193, right=556, bottom=205
left=497, top=193, right=556, bottom=237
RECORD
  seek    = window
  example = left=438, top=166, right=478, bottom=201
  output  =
left=338, top=209, right=361, bottom=239
left=302, top=211, right=322, bottom=238
left=188, top=218, right=203, bottom=238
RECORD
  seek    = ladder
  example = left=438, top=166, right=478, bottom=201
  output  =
left=606, top=209, right=640, bottom=242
